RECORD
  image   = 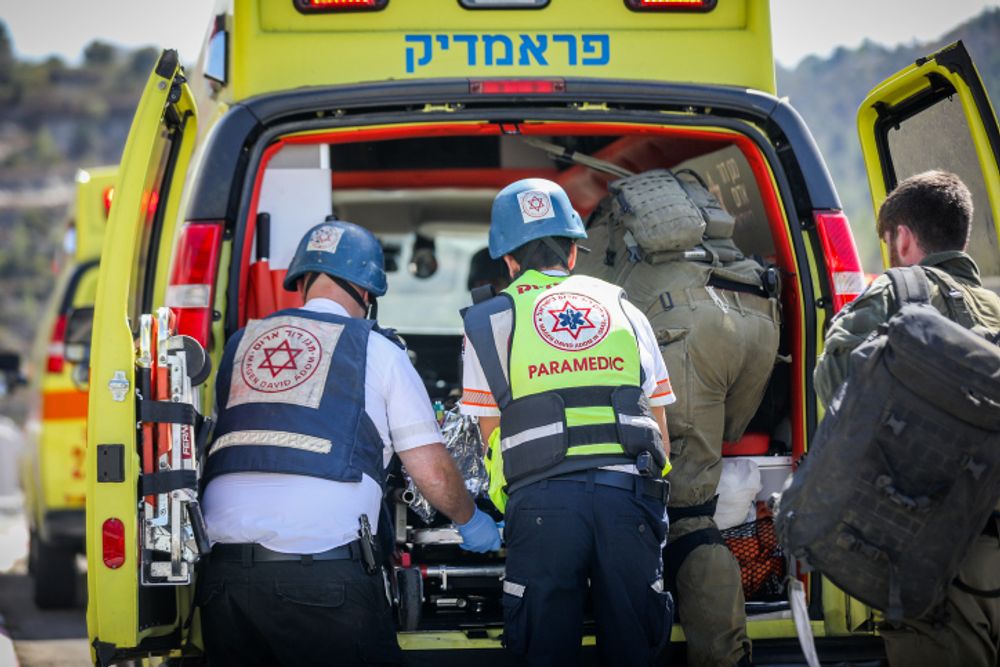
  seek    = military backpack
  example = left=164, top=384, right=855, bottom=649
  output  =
left=775, top=266, right=1000, bottom=622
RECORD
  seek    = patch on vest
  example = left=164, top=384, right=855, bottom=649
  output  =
left=516, top=190, right=555, bottom=223
left=228, top=317, right=341, bottom=409
left=533, top=292, right=611, bottom=352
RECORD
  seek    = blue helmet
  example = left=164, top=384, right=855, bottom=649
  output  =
left=488, top=178, right=587, bottom=259
left=283, top=220, right=388, bottom=296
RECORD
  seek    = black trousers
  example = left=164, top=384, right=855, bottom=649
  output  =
left=197, top=551, right=403, bottom=666
left=502, top=476, right=673, bottom=667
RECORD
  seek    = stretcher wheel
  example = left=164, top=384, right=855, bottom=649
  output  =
left=171, top=335, right=212, bottom=387
left=395, top=567, right=423, bottom=631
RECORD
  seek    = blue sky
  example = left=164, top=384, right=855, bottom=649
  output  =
left=1, top=0, right=998, bottom=68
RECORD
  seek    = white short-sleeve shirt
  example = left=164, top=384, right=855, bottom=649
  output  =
left=460, top=271, right=676, bottom=418
left=202, top=298, right=442, bottom=553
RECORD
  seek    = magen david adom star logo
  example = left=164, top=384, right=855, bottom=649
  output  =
left=533, top=292, right=611, bottom=351
left=241, top=324, right=323, bottom=393
left=516, top=189, right=556, bottom=223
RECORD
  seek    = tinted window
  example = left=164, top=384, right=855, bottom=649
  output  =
left=885, top=94, right=1000, bottom=288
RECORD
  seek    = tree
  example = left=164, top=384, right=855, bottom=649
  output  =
left=83, top=40, right=116, bottom=67
left=0, top=21, right=15, bottom=86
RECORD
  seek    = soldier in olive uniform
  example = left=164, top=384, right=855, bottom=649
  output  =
left=815, top=170, right=1000, bottom=667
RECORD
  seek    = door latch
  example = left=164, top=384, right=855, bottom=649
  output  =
left=108, top=371, right=130, bottom=402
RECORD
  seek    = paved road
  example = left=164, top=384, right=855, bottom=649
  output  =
left=0, top=498, right=90, bottom=667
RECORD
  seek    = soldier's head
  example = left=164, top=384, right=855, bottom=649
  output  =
left=877, top=170, right=973, bottom=267
left=488, top=179, right=587, bottom=278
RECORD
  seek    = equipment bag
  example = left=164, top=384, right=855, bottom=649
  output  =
left=775, top=266, right=1000, bottom=622
left=609, top=169, right=706, bottom=254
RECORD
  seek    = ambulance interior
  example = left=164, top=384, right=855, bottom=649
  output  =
left=234, top=127, right=796, bottom=630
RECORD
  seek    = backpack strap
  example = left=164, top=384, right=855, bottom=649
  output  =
left=886, top=266, right=931, bottom=311
left=921, top=267, right=977, bottom=330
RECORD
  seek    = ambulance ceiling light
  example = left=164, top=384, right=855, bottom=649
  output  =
left=624, top=0, right=717, bottom=11
left=294, top=0, right=388, bottom=12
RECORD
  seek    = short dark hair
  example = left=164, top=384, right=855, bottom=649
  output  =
left=877, top=170, right=973, bottom=253
left=509, top=236, right=574, bottom=271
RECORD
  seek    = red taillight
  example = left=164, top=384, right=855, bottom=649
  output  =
left=625, top=0, right=717, bottom=10
left=103, top=186, right=115, bottom=219
left=469, top=79, right=565, bottom=95
left=293, top=0, right=387, bottom=12
left=47, top=314, right=67, bottom=373
left=167, top=222, right=223, bottom=347
left=814, top=210, right=865, bottom=312
left=102, top=518, right=126, bottom=569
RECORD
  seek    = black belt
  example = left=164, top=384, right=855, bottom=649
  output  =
left=549, top=469, right=669, bottom=504
left=211, top=540, right=363, bottom=564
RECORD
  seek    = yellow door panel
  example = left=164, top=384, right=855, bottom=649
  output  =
left=87, top=49, right=198, bottom=661
left=857, top=41, right=1000, bottom=284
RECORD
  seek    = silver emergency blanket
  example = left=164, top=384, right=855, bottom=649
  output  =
left=404, top=409, right=488, bottom=524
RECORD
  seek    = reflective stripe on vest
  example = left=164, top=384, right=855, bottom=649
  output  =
left=205, top=308, right=385, bottom=486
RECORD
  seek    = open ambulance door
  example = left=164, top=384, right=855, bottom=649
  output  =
left=858, top=41, right=1000, bottom=285
left=86, top=50, right=199, bottom=665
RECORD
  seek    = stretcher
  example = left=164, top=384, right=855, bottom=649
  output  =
left=137, top=307, right=212, bottom=585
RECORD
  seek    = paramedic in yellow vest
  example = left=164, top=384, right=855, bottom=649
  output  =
left=461, top=179, right=675, bottom=666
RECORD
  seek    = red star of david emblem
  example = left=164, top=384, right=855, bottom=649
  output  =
left=526, top=194, right=547, bottom=213
left=548, top=300, right=596, bottom=340
left=257, top=339, right=303, bottom=378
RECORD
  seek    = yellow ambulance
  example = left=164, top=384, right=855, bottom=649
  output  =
left=81, top=1, right=1000, bottom=663
left=21, top=165, right=116, bottom=608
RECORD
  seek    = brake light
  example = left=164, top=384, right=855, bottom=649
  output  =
left=102, top=518, right=126, bottom=569
left=47, top=314, right=67, bottom=373
left=103, top=186, right=115, bottom=219
left=625, top=0, right=717, bottom=10
left=167, top=223, right=223, bottom=347
left=814, top=210, right=865, bottom=312
left=469, top=79, right=565, bottom=94
left=293, top=0, right=387, bottom=12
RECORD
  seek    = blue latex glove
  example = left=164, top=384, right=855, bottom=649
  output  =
left=456, top=508, right=502, bottom=553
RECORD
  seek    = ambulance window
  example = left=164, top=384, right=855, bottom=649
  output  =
left=884, top=95, right=1000, bottom=288
left=128, top=127, right=176, bottom=327
left=377, top=231, right=488, bottom=335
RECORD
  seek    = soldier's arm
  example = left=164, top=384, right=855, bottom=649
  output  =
left=814, top=277, right=893, bottom=409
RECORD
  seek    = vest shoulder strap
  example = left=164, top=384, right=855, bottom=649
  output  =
left=463, top=293, right=514, bottom=409
left=471, top=284, right=497, bottom=305
left=372, top=323, right=406, bottom=350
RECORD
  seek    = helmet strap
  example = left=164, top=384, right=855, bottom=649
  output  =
left=513, top=237, right=571, bottom=279
left=331, top=275, right=372, bottom=317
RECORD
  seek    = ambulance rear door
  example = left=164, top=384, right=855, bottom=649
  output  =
left=857, top=41, right=1000, bottom=283
left=86, top=49, right=199, bottom=664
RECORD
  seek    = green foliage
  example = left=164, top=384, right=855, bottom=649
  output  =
left=83, top=40, right=117, bottom=67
